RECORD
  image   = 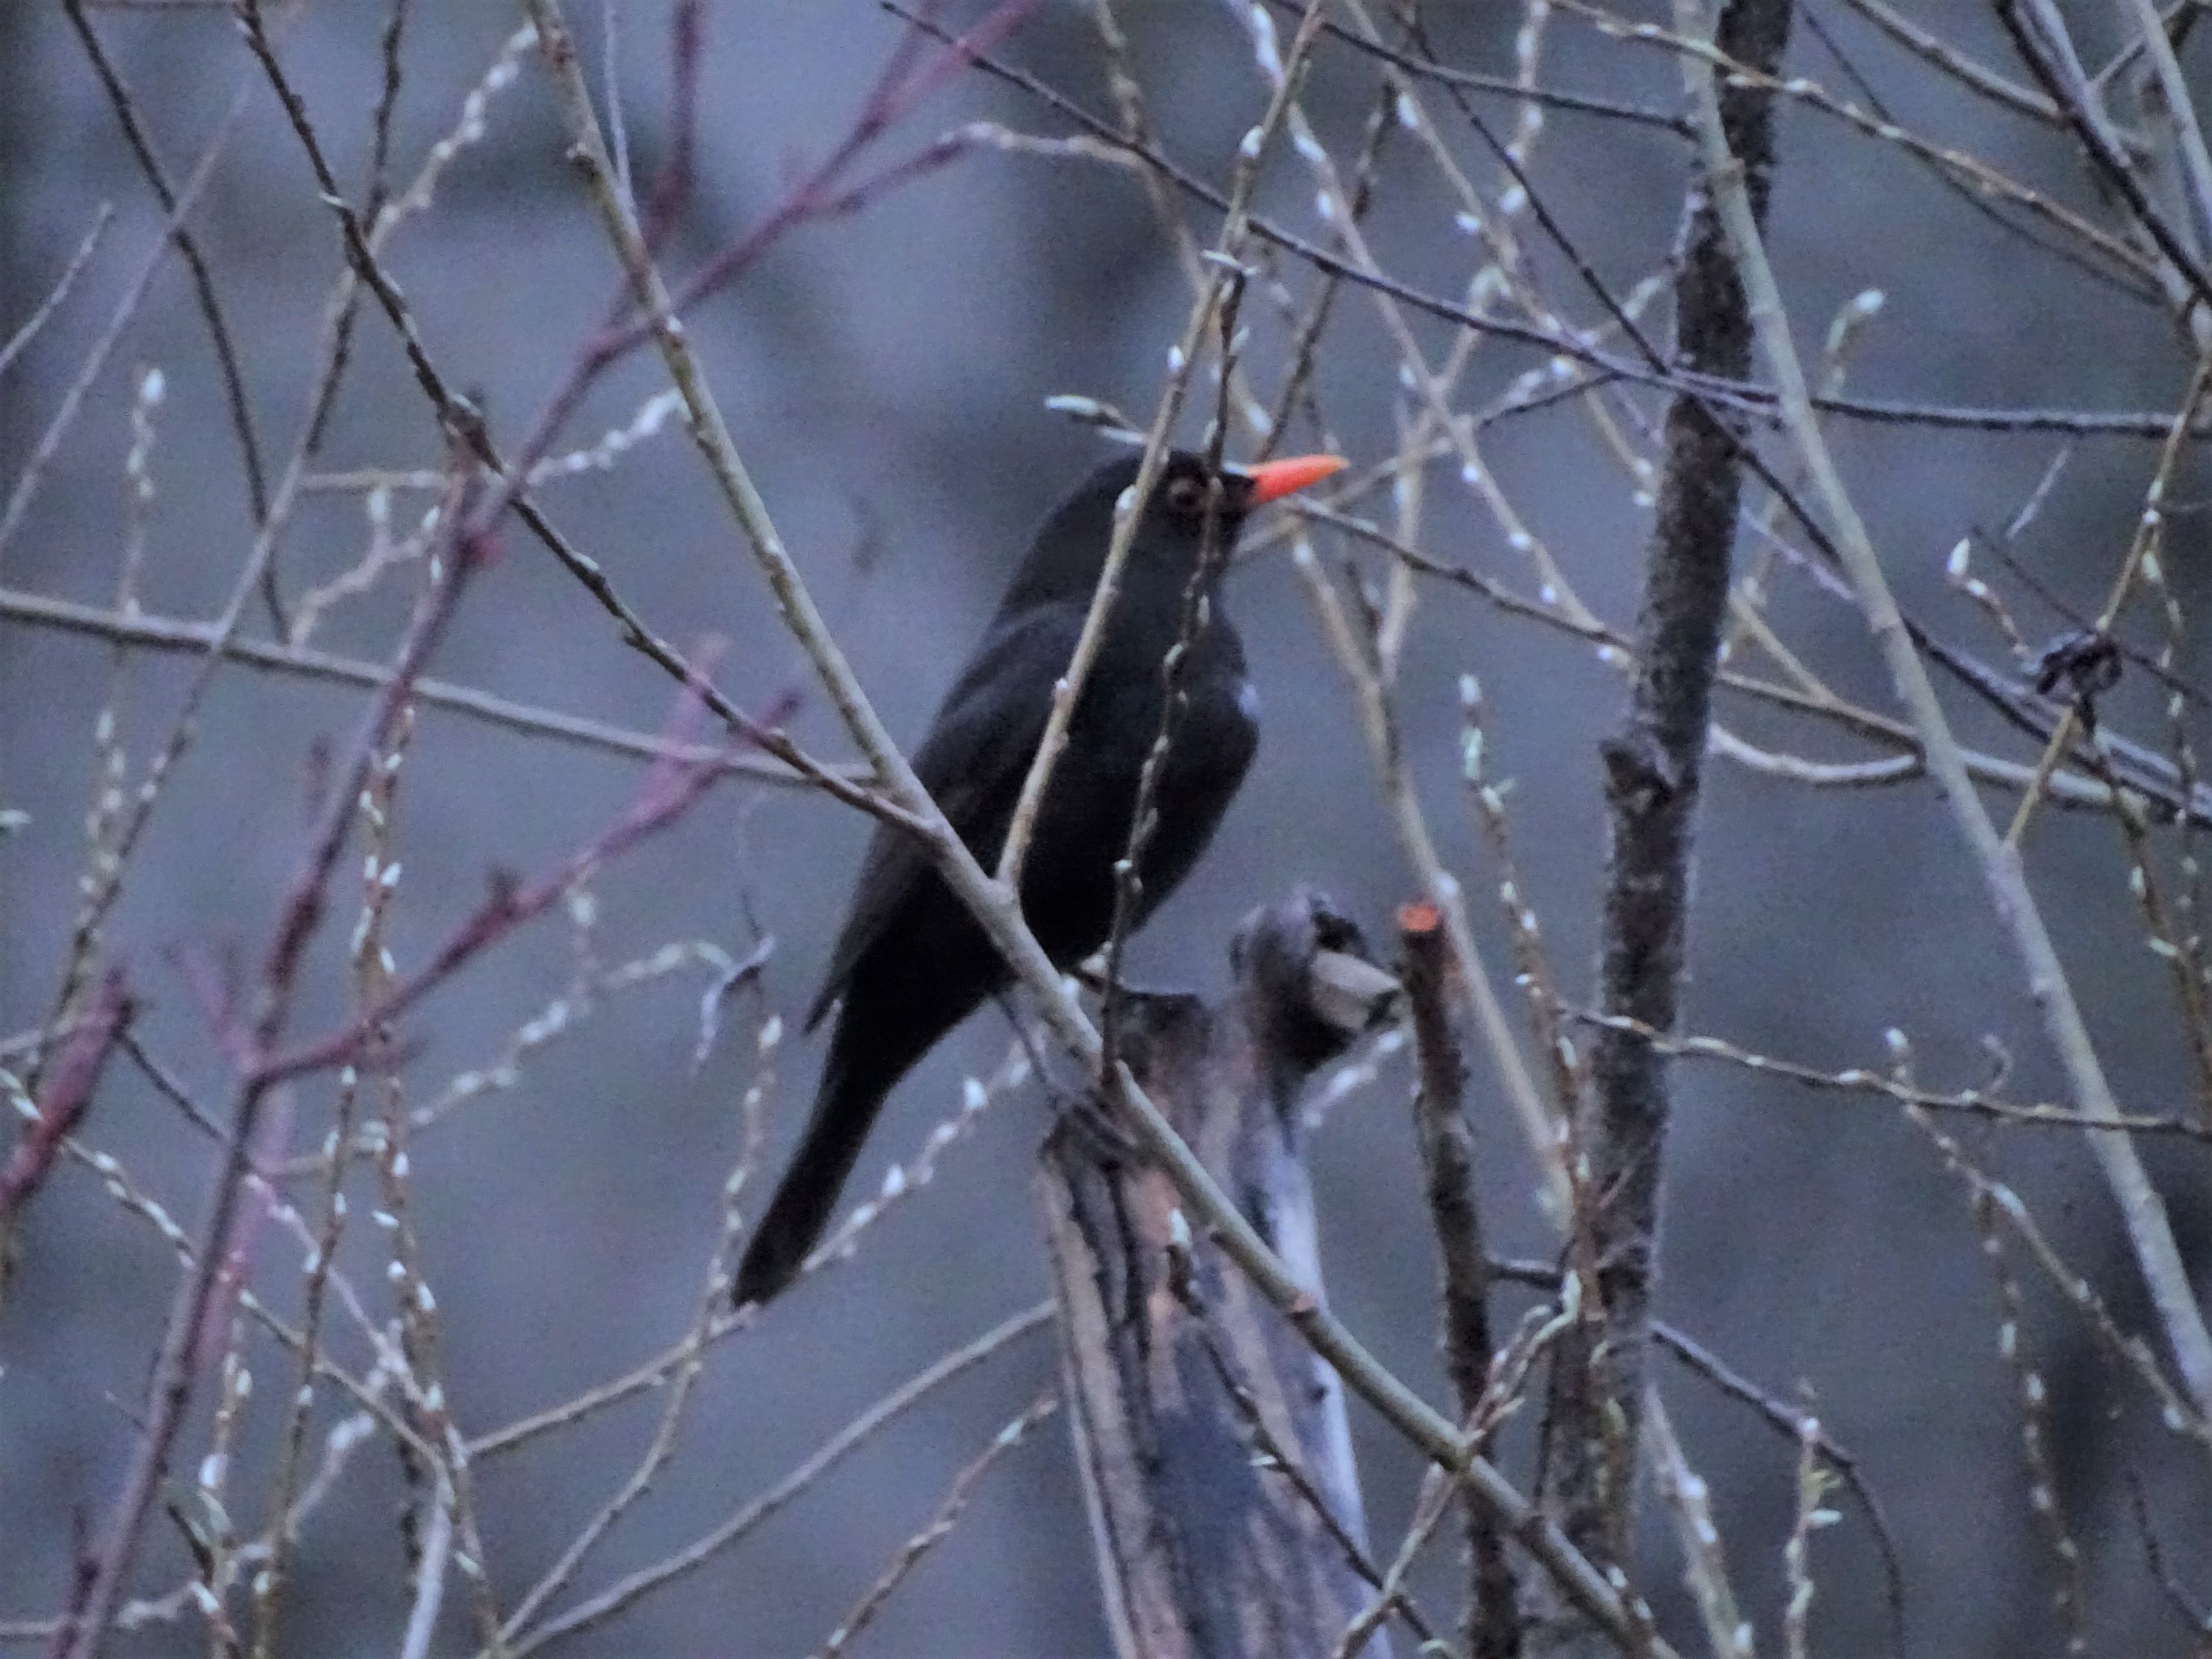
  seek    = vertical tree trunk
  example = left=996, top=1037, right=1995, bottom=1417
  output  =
left=1542, top=0, right=1795, bottom=1635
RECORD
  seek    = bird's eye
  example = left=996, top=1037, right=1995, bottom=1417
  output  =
left=1165, top=476, right=1208, bottom=514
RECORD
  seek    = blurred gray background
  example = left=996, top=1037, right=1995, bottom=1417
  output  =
left=3, top=1, right=2208, bottom=1654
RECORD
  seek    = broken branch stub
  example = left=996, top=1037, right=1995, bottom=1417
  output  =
left=1039, top=888, right=1396, bottom=1659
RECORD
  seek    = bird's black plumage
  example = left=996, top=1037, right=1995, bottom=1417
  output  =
left=733, top=448, right=1339, bottom=1307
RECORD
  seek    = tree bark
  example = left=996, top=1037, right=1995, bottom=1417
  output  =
left=1542, top=0, right=1795, bottom=1610
left=1399, top=903, right=1520, bottom=1659
left=1041, top=889, right=1398, bottom=1659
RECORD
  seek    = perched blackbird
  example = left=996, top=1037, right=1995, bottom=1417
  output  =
left=732, top=448, right=1345, bottom=1307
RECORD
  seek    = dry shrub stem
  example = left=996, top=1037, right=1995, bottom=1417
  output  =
left=0, top=585, right=817, bottom=785
left=505, top=1304, right=1054, bottom=1657
left=59, top=0, right=274, bottom=619
left=1400, top=904, right=1522, bottom=1659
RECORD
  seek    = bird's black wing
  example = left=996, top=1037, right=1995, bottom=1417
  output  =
left=805, top=600, right=1085, bottom=1030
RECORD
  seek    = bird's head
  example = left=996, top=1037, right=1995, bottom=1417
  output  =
left=1010, top=448, right=1346, bottom=608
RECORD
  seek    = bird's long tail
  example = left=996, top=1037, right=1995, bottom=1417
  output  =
left=732, top=1001, right=923, bottom=1307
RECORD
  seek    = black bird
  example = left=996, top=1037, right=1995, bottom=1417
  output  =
left=732, top=448, right=1345, bottom=1307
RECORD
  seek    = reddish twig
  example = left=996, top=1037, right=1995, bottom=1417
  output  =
left=0, top=968, right=133, bottom=1235
left=636, top=0, right=705, bottom=253
left=54, top=481, right=493, bottom=1659
left=255, top=728, right=737, bottom=1087
left=517, top=0, right=1039, bottom=473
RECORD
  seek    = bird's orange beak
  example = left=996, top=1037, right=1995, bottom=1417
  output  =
left=1241, top=453, right=1346, bottom=505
